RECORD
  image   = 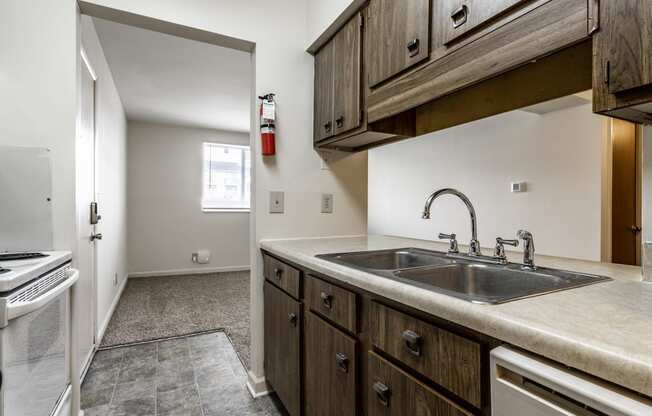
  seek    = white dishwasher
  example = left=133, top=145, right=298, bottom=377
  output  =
left=490, top=346, right=652, bottom=416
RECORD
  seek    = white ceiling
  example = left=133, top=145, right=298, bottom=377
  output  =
left=92, top=18, right=251, bottom=132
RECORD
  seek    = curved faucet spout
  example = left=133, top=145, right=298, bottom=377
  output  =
left=422, top=188, right=480, bottom=255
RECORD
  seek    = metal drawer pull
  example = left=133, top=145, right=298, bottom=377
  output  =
left=373, top=381, right=391, bottom=407
left=335, top=352, right=349, bottom=373
left=402, top=329, right=422, bottom=357
left=274, top=268, right=283, bottom=280
left=451, top=4, right=468, bottom=28
left=324, top=121, right=332, bottom=132
left=320, top=291, right=333, bottom=309
left=288, top=312, right=297, bottom=326
left=407, top=38, right=420, bottom=57
left=335, top=116, right=344, bottom=127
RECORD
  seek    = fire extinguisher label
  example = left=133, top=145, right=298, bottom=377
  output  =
left=262, top=99, right=276, bottom=120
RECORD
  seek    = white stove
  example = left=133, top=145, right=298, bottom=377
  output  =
left=0, top=251, right=78, bottom=416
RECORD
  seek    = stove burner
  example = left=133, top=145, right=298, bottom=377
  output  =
left=0, top=252, right=48, bottom=261
left=0, top=268, right=10, bottom=275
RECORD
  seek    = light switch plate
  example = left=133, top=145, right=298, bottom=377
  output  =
left=270, top=191, right=284, bottom=213
left=321, top=193, right=333, bottom=213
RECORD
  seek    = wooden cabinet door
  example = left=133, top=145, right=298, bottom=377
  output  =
left=264, top=282, right=302, bottom=416
left=439, top=0, right=527, bottom=45
left=314, top=41, right=335, bottom=142
left=367, top=0, right=430, bottom=87
left=333, top=13, right=362, bottom=136
left=368, top=352, right=472, bottom=416
left=305, top=312, right=357, bottom=416
left=603, top=1, right=652, bottom=94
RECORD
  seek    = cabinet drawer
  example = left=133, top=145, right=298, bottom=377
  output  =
left=306, top=275, right=357, bottom=333
left=264, top=254, right=301, bottom=298
left=368, top=352, right=472, bottom=416
left=440, top=0, right=527, bottom=45
left=370, top=302, right=482, bottom=408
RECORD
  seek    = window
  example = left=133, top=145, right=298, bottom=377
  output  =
left=202, top=142, right=251, bottom=211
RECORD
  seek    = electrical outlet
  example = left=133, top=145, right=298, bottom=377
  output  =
left=270, top=191, right=284, bottom=213
left=321, top=193, right=333, bottom=213
left=113, top=273, right=118, bottom=286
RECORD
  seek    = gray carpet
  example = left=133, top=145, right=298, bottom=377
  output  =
left=100, top=272, right=251, bottom=368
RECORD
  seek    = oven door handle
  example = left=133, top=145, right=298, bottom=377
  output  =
left=7, top=268, right=79, bottom=321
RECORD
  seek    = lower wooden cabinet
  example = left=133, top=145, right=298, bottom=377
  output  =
left=368, top=352, right=472, bottom=416
left=264, top=281, right=302, bottom=416
left=305, top=311, right=357, bottom=415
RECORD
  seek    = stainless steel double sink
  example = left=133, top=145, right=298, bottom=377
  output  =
left=316, top=248, right=611, bottom=304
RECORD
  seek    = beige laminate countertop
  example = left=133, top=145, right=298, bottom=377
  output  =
left=260, top=235, right=652, bottom=397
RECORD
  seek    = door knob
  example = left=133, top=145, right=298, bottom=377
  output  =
left=90, top=233, right=103, bottom=241
left=631, top=225, right=642, bottom=234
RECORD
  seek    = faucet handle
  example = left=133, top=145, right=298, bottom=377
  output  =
left=494, top=237, right=519, bottom=262
left=438, top=233, right=459, bottom=254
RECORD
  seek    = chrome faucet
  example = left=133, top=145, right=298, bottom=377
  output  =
left=423, top=188, right=481, bottom=256
left=517, top=230, right=536, bottom=270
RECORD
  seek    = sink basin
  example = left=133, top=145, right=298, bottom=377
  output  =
left=316, top=248, right=611, bottom=304
left=395, top=263, right=611, bottom=304
left=316, top=248, right=454, bottom=271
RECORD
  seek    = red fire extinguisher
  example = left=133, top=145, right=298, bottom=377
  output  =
left=259, top=93, right=276, bottom=156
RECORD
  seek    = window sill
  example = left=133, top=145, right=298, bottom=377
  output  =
left=202, top=208, right=251, bottom=213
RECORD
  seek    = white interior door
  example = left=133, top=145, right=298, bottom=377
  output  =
left=76, top=53, right=97, bottom=375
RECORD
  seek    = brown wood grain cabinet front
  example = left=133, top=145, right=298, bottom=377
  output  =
left=264, top=281, right=302, bottom=416
left=306, top=275, right=357, bottom=334
left=264, top=254, right=301, bottom=299
left=593, top=0, right=652, bottom=123
left=370, top=302, right=483, bottom=409
left=305, top=311, right=358, bottom=416
left=368, top=352, right=473, bottom=416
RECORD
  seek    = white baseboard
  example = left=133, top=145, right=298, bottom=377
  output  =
left=96, top=275, right=128, bottom=346
left=128, top=265, right=250, bottom=278
left=246, top=370, right=271, bottom=398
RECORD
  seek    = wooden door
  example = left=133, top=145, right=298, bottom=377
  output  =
left=264, top=282, right=302, bottom=416
left=611, top=119, right=641, bottom=265
left=305, top=312, right=357, bottom=416
left=367, top=0, right=430, bottom=87
left=314, top=41, right=335, bottom=142
left=333, top=13, right=362, bottom=136
left=604, top=1, right=652, bottom=94
left=76, top=54, right=97, bottom=375
left=368, top=352, right=472, bottom=416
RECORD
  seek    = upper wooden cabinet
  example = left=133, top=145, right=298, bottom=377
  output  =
left=439, top=0, right=528, bottom=45
left=593, top=0, right=652, bottom=123
left=333, top=15, right=362, bottom=136
left=366, top=0, right=431, bottom=87
left=314, top=41, right=334, bottom=142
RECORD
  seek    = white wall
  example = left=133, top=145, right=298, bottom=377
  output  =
left=81, top=16, right=129, bottom=340
left=127, top=121, right=251, bottom=275
left=0, top=0, right=79, bottom=251
left=369, top=103, right=603, bottom=261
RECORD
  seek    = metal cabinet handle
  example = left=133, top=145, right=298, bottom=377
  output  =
left=401, top=329, right=422, bottom=357
left=335, top=352, right=349, bottom=373
left=320, top=291, right=333, bottom=309
left=324, top=121, right=332, bottom=132
left=90, top=233, right=103, bottom=241
left=288, top=312, right=297, bottom=326
left=274, top=268, right=283, bottom=280
left=407, top=38, right=420, bottom=57
left=451, top=4, right=468, bottom=28
left=373, top=381, right=391, bottom=407
left=335, top=116, right=344, bottom=127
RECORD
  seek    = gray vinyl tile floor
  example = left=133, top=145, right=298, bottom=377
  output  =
left=82, top=332, right=286, bottom=416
